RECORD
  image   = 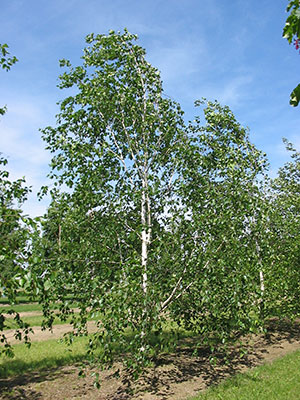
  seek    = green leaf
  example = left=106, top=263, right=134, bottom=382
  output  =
left=290, top=83, right=300, bottom=106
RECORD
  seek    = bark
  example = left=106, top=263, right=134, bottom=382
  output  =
left=256, top=238, right=265, bottom=318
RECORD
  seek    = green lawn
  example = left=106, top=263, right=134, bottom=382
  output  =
left=1, top=302, right=60, bottom=313
left=0, top=336, right=90, bottom=378
left=190, top=349, right=300, bottom=400
left=1, top=301, right=79, bottom=313
left=0, top=295, right=37, bottom=305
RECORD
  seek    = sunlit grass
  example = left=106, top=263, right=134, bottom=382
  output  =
left=0, top=296, right=36, bottom=305
left=190, top=349, right=300, bottom=400
left=0, top=336, right=91, bottom=378
left=1, top=301, right=79, bottom=313
left=1, top=303, right=59, bottom=313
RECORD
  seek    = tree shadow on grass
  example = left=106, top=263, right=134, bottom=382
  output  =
left=129, top=318, right=300, bottom=399
left=0, top=357, right=84, bottom=400
left=0, top=367, right=74, bottom=399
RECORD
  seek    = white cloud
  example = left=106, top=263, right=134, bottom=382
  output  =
left=148, top=37, right=209, bottom=84
left=0, top=96, right=54, bottom=217
left=217, top=75, right=254, bottom=106
left=0, top=98, right=52, bottom=165
left=178, top=73, right=254, bottom=111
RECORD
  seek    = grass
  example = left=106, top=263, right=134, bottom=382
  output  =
left=1, top=301, right=79, bottom=313
left=190, top=349, right=300, bottom=400
left=0, top=296, right=36, bottom=305
left=0, top=323, right=189, bottom=379
left=0, top=293, right=79, bottom=308
left=1, top=299, right=86, bottom=330
left=0, top=337, right=91, bottom=378
left=1, top=303, right=59, bottom=313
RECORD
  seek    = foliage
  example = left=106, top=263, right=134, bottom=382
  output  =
left=37, top=29, right=190, bottom=373
left=0, top=155, right=35, bottom=355
left=0, top=45, right=36, bottom=356
left=169, top=100, right=269, bottom=341
left=0, top=44, right=18, bottom=115
left=266, top=139, right=300, bottom=317
left=283, top=1, right=300, bottom=106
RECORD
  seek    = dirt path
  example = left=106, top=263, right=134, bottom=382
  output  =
left=3, top=320, right=98, bottom=344
left=1, top=319, right=300, bottom=400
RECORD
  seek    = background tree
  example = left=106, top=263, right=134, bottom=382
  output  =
left=169, top=100, right=270, bottom=344
left=0, top=156, right=30, bottom=290
left=0, top=44, right=18, bottom=115
left=283, top=0, right=300, bottom=106
left=266, top=139, right=300, bottom=316
left=0, top=44, right=34, bottom=355
left=0, top=155, right=35, bottom=354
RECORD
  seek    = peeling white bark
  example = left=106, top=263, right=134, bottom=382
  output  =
left=141, top=177, right=150, bottom=296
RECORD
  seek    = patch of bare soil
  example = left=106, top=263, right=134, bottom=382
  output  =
left=1, top=319, right=300, bottom=400
left=4, top=321, right=98, bottom=344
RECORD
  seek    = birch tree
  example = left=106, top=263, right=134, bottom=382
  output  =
left=40, top=29, right=189, bottom=371
left=0, top=45, right=35, bottom=355
left=170, top=100, right=270, bottom=342
left=39, top=31, right=274, bottom=375
left=267, top=139, right=300, bottom=316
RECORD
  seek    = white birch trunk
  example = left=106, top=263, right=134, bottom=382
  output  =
left=140, top=175, right=151, bottom=349
left=141, top=179, right=148, bottom=296
left=255, top=238, right=265, bottom=317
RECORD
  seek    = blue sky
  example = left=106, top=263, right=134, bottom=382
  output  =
left=0, top=0, right=299, bottom=216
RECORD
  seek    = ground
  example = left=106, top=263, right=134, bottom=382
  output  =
left=1, top=317, right=300, bottom=399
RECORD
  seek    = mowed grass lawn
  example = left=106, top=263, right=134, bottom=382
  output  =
left=0, top=336, right=91, bottom=378
left=190, top=349, right=300, bottom=400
